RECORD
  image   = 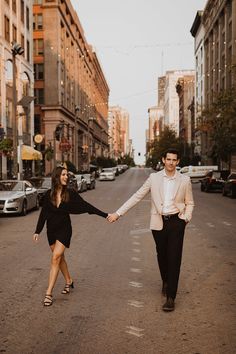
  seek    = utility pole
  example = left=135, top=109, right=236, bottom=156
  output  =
left=75, top=106, right=80, bottom=171
left=11, top=43, right=24, bottom=178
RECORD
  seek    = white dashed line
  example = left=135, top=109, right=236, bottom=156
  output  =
left=126, top=326, right=144, bottom=337
left=206, top=222, right=215, bottom=228
left=128, top=300, right=144, bottom=308
left=222, top=221, right=232, bottom=226
left=133, top=235, right=140, bottom=239
left=131, top=257, right=141, bottom=262
left=130, top=229, right=149, bottom=235
left=129, top=281, right=143, bottom=288
left=132, top=249, right=141, bottom=253
left=132, top=241, right=140, bottom=245
left=130, top=268, right=142, bottom=273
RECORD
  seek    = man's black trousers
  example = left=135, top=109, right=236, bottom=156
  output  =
left=152, top=215, right=186, bottom=300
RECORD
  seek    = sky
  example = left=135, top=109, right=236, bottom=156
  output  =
left=71, top=0, right=207, bottom=164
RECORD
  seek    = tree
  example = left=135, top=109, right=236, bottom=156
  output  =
left=201, top=88, right=236, bottom=168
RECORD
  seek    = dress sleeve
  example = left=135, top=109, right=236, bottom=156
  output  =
left=68, top=191, right=108, bottom=218
left=34, top=191, right=49, bottom=234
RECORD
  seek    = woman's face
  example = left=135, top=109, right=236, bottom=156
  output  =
left=60, top=169, right=68, bottom=186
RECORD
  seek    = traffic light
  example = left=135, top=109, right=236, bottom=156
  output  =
left=55, top=124, right=63, bottom=141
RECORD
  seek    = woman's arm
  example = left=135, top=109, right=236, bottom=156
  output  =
left=68, top=191, right=108, bottom=218
left=34, top=192, right=49, bottom=234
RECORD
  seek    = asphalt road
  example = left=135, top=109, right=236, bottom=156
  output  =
left=0, top=168, right=236, bottom=354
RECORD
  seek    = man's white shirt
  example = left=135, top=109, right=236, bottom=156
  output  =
left=162, top=170, right=179, bottom=215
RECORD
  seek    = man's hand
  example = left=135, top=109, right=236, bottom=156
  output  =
left=107, top=213, right=120, bottom=223
left=33, top=233, right=39, bottom=242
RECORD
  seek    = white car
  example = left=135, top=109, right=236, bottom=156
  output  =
left=99, top=168, right=116, bottom=181
left=0, top=180, right=39, bottom=216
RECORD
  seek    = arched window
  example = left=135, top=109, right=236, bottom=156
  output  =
left=5, top=59, right=13, bottom=86
left=21, top=71, right=30, bottom=96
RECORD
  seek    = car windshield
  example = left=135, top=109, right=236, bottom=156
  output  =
left=41, top=179, right=51, bottom=188
left=102, top=169, right=113, bottom=172
left=0, top=181, right=23, bottom=191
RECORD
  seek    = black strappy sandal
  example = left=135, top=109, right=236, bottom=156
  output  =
left=61, top=281, right=74, bottom=294
left=43, top=294, right=53, bottom=306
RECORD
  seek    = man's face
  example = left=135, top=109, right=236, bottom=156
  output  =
left=162, top=153, right=179, bottom=173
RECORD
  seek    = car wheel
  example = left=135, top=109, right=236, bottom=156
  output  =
left=200, top=184, right=205, bottom=192
left=20, top=200, right=27, bottom=216
left=222, top=188, right=227, bottom=196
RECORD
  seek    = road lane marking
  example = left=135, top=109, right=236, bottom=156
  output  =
left=222, top=221, right=232, bottom=226
left=130, top=229, right=149, bottom=235
left=132, top=249, right=141, bottom=253
left=128, top=300, right=144, bottom=308
left=206, top=222, right=215, bottom=228
left=129, top=281, right=143, bottom=288
left=130, top=268, right=142, bottom=273
left=131, top=257, right=141, bottom=262
left=126, top=326, right=144, bottom=337
left=132, top=241, right=140, bottom=245
left=133, top=235, right=140, bottom=239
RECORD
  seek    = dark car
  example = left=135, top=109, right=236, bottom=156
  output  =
left=200, top=170, right=229, bottom=192
left=222, top=173, right=236, bottom=198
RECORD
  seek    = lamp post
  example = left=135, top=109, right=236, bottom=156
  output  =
left=74, top=105, right=80, bottom=171
left=11, top=42, right=24, bottom=179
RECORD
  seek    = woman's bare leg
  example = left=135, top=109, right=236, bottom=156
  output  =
left=46, top=240, right=66, bottom=295
left=50, top=244, right=72, bottom=285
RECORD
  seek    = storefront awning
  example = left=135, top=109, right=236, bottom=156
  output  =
left=21, top=145, right=42, bottom=160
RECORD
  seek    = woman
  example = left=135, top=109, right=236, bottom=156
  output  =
left=33, top=166, right=108, bottom=306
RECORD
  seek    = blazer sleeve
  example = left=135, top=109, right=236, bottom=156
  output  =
left=116, top=175, right=151, bottom=216
left=184, top=178, right=194, bottom=221
left=68, top=191, right=108, bottom=218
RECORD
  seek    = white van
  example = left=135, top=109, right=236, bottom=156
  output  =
left=179, top=165, right=218, bottom=180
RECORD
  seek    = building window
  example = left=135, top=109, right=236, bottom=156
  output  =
left=34, top=63, right=44, bottom=80
left=12, top=25, right=17, bottom=42
left=33, top=39, right=44, bottom=56
left=33, top=0, right=43, bottom=4
left=21, top=34, right=25, bottom=51
left=34, top=89, right=44, bottom=104
left=4, top=16, right=10, bottom=42
left=26, top=7, right=30, bottom=30
left=34, top=114, right=41, bottom=134
left=27, top=40, right=30, bottom=62
left=5, top=0, right=10, bottom=5
left=21, top=0, right=24, bottom=23
left=33, top=14, right=43, bottom=30
left=12, top=0, right=16, bottom=12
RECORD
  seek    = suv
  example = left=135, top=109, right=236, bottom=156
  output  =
left=200, top=170, right=229, bottom=192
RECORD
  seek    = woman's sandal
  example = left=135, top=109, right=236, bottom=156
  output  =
left=61, top=281, right=74, bottom=294
left=43, top=294, right=53, bottom=306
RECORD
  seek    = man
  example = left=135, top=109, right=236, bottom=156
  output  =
left=108, top=148, right=194, bottom=312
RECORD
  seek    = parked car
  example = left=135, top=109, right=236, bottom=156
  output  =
left=75, top=174, right=87, bottom=192
left=112, top=167, right=119, bottom=176
left=83, top=173, right=96, bottom=190
left=222, top=172, right=236, bottom=198
left=28, top=177, right=51, bottom=205
left=67, top=172, right=78, bottom=192
left=180, top=165, right=218, bottom=180
left=99, top=168, right=116, bottom=181
left=200, top=170, right=229, bottom=192
left=0, top=180, right=39, bottom=216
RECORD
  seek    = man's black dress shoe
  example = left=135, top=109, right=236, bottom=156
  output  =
left=161, top=282, right=167, bottom=296
left=162, top=297, right=175, bottom=312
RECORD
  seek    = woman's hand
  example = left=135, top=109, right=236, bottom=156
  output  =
left=33, top=233, right=39, bottom=242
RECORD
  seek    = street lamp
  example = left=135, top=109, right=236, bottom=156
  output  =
left=74, top=105, right=80, bottom=170
left=11, top=42, right=24, bottom=178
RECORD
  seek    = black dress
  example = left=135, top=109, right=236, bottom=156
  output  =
left=35, top=189, right=107, bottom=248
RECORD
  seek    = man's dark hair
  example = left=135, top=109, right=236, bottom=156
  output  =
left=162, top=148, right=180, bottom=159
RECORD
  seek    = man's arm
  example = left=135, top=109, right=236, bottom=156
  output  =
left=107, top=175, right=151, bottom=223
left=184, top=178, right=194, bottom=221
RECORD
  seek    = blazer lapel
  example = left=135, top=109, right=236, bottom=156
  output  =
left=157, top=170, right=164, bottom=202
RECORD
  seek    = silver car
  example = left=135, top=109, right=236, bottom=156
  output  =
left=0, top=180, right=39, bottom=216
left=75, top=175, right=87, bottom=192
left=99, top=168, right=116, bottom=181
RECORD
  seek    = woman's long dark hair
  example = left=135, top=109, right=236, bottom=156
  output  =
left=50, top=166, right=69, bottom=206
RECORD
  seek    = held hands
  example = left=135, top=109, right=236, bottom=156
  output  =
left=107, top=213, right=120, bottom=223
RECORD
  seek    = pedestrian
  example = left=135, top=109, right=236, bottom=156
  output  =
left=33, top=166, right=108, bottom=307
left=107, top=148, right=194, bottom=311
